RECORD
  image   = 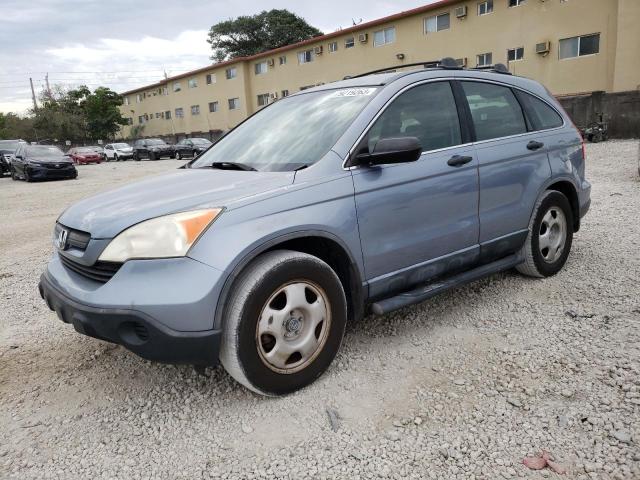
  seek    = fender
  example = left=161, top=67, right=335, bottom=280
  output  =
left=212, top=229, right=366, bottom=330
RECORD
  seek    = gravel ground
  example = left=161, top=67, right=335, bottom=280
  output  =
left=1, top=142, right=639, bottom=479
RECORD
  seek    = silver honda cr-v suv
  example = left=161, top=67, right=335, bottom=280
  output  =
left=39, top=59, right=591, bottom=396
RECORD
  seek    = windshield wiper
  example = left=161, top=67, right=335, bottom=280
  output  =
left=202, top=162, right=257, bottom=172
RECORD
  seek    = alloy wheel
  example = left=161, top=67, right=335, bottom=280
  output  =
left=538, top=206, right=567, bottom=263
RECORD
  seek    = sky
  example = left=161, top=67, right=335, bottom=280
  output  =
left=0, top=0, right=437, bottom=114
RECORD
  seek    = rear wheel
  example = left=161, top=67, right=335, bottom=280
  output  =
left=220, top=250, right=347, bottom=396
left=10, top=167, right=17, bottom=181
left=517, top=190, right=573, bottom=278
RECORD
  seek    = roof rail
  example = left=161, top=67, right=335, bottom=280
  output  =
left=471, top=63, right=512, bottom=75
left=344, top=57, right=463, bottom=80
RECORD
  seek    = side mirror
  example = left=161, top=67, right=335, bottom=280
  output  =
left=353, top=137, right=422, bottom=167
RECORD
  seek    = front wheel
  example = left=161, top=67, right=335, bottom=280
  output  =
left=114, top=154, right=118, bottom=162
left=10, top=168, right=17, bottom=181
left=220, top=250, right=347, bottom=396
left=517, top=190, right=574, bottom=278
left=176, top=151, right=182, bottom=160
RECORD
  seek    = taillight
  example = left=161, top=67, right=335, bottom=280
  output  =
left=581, top=139, right=586, bottom=161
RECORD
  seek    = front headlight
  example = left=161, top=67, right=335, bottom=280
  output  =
left=98, top=208, right=222, bottom=262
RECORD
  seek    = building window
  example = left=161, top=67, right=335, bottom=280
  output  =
left=124, top=97, right=130, bottom=105
left=425, top=13, right=450, bottom=33
left=226, top=67, right=237, bottom=79
left=455, top=58, right=467, bottom=67
left=328, top=41, right=338, bottom=53
left=209, top=101, right=219, bottom=113
left=507, top=47, right=524, bottom=62
left=281, top=89, right=289, bottom=97
left=228, top=98, right=239, bottom=110
left=477, top=52, right=493, bottom=66
left=138, top=115, right=144, bottom=124
left=191, top=105, right=200, bottom=115
left=175, top=107, right=184, bottom=118
left=559, top=33, right=600, bottom=59
left=279, top=55, right=287, bottom=65
left=478, top=1, right=493, bottom=15
left=345, top=37, right=355, bottom=48
left=255, top=61, right=268, bottom=75
left=508, top=0, right=525, bottom=6
left=144, top=114, right=149, bottom=121
left=155, top=112, right=161, bottom=118
left=373, top=27, right=396, bottom=47
left=165, top=110, right=171, bottom=119
left=136, top=94, right=143, bottom=103
left=257, top=93, right=270, bottom=107
left=298, top=49, right=314, bottom=64
left=206, top=74, right=216, bottom=85
left=173, top=82, right=181, bottom=92
left=188, top=78, right=197, bottom=88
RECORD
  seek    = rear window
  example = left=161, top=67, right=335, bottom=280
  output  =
left=517, top=92, right=564, bottom=131
left=461, top=81, right=527, bottom=141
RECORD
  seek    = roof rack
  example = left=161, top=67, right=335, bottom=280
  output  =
left=344, top=57, right=463, bottom=80
left=471, top=63, right=512, bottom=75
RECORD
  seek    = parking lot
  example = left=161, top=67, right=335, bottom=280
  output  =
left=1, top=141, right=639, bottom=479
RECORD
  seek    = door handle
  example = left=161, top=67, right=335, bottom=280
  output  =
left=527, top=140, right=545, bottom=151
left=447, top=155, right=473, bottom=167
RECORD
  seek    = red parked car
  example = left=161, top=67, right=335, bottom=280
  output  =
left=67, top=147, right=103, bottom=165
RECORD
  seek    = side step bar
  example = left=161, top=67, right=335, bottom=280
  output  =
left=370, top=254, right=523, bottom=315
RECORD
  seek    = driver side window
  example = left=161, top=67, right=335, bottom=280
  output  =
left=366, top=81, right=462, bottom=154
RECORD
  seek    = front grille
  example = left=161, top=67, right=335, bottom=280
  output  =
left=55, top=223, right=90, bottom=251
left=59, top=254, right=121, bottom=283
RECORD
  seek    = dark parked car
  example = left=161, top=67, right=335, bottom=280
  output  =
left=133, top=138, right=174, bottom=160
left=0, top=139, right=27, bottom=176
left=173, top=138, right=212, bottom=159
left=68, top=147, right=103, bottom=165
left=11, top=145, right=77, bottom=181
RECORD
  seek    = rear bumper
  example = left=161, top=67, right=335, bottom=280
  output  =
left=39, top=272, right=221, bottom=366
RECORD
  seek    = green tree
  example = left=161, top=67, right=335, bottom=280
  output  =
left=31, top=85, right=127, bottom=143
left=207, top=9, right=323, bottom=62
left=0, top=112, right=35, bottom=141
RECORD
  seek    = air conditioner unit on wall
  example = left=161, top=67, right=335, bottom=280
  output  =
left=359, top=33, right=368, bottom=43
left=536, top=41, right=551, bottom=55
left=267, top=58, right=275, bottom=66
left=314, top=46, right=323, bottom=55
left=455, top=6, right=468, bottom=18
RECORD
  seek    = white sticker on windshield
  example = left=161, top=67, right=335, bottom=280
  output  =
left=331, top=88, right=377, bottom=98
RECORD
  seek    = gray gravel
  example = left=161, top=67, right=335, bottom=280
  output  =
left=1, top=142, right=639, bottom=479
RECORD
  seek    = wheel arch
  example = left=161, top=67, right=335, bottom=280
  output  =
left=213, top=231, right=366, bottom=331
left=546, top=180, right=580, bottom=232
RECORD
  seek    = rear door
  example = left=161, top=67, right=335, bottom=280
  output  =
left=352, top=80, right=480, bottom=299
left=459, top=80, right=552, bottom=262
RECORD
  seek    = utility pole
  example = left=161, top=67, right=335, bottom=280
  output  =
left=45, top=73, right=51, bottom=97
left=29, top=77, right=38, bottom=111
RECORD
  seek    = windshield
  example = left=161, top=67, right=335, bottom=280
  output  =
left=0, top=140, right=25, bottom=151
left=191, top=87, right=378, bottom=172
left=26, top=146, right=64, bottom=158
left=191, top=138, right=211, bottom=145
left=114, top=143, right=130, bottom=148
left=75, top=147, right=96, bottom=153
left=147, top=139, right=166, bottom=145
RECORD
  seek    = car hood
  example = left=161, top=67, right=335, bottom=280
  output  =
left=58, top=169, right=295, bottom=238
left=30, top=156, right=73, bottom=164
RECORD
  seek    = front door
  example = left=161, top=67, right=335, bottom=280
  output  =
left=352, top=80, right=480, bottom=299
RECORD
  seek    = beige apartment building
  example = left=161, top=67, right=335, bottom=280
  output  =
left=118, top=0, right=640, bottom=140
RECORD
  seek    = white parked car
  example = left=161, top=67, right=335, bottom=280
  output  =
left=103, top=143, right=133, bottom=161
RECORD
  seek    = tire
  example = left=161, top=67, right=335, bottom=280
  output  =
left=220, top=250, right=347, bottom=396
left=24, top=170, right=31, bottom=182
left=149, top=151, right=156, bottom=161
left=134, top=152, right=140, bottom=161
left=10, top=168, right=17, bottom=181
left=176, top=151, right=182, bottom=160
left=114, top=154, right=118, bottom=162
left=516, top=190, right=574, bottom=278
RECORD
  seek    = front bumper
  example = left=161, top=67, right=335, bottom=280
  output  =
left=39, top=253, right=227, bottom=365
left=39, top=273, right=222, bottom=365
left=28, top=165, right=77, bottom=180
